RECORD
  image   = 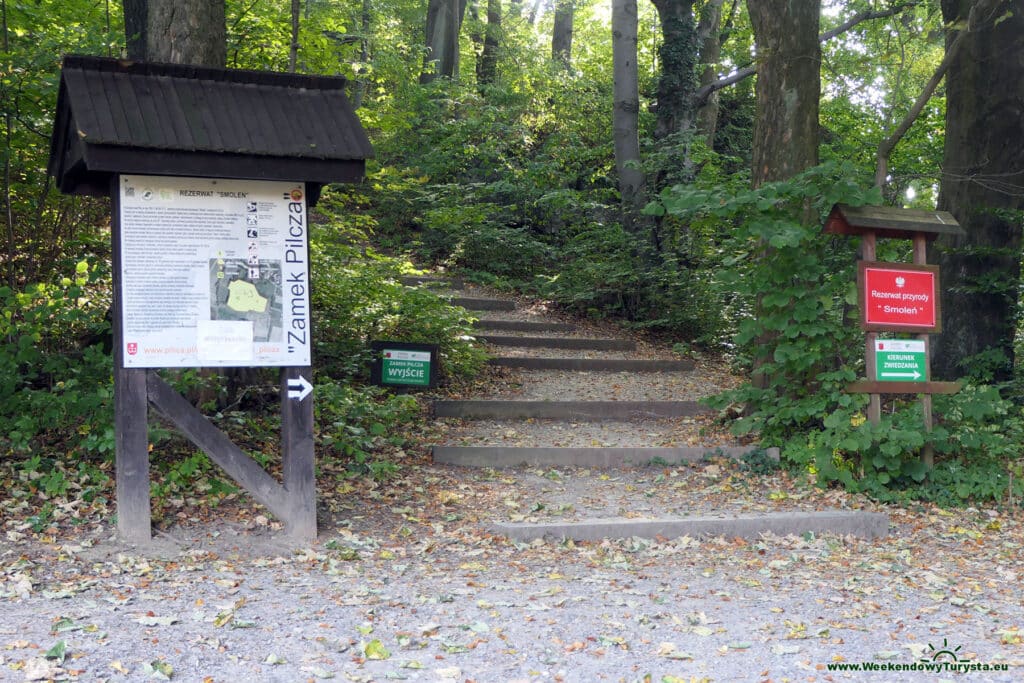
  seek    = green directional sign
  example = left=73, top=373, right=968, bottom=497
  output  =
left=382, top=349, right=431, bottom=386
left=874, top=339, right=926, bottom=382
left=370, top=341, right=439, bottom=389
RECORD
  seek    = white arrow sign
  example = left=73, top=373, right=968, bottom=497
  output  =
left=287, top=375, right=313, bottom=401
left=880, top=370, right=922, bottom=380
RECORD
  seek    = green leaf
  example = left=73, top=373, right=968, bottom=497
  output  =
left=45, top=639, right=67, bottom=663
left=364, top=639, right=391, bottom=660
left=143, top=660, right=174, bottom=680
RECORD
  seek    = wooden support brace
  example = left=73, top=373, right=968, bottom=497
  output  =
left=913, top=234, right=935, bottom=467
left=147, top=371, right=294, bottom=525
left=281, top=366, right=317, bottom=539
left=861, top=232, right=882, bottom=425
left=114, top=366, right=151, bottom=542
left=111, top=175, right=152, bottom=543
left=846, top=380, right=962, bottom=395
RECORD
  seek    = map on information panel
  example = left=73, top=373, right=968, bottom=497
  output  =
left=118, top=175, right=311, bottom=368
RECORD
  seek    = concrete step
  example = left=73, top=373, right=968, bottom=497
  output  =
left=476, top=335, right=635, bottom=351
left=488, top=357, right=695, bottom=372
left=491, top=510, right=890, bottom=542
left=473, top=319, right=577, bottom=332
left=400, top=275, right=464, bottom=289
left=449, top=296, right=516, bottom=311
left=432, top=445, right=778, bottom=468
left=433, top=400, right=708, bottom=420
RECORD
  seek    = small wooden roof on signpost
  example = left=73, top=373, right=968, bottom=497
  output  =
left=824, top=203, right=964, bottom=241
left=48, top=55, right=374, bottom=206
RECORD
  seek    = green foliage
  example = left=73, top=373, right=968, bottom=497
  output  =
left=739, top=449, right=783, bottom=476
left=310, top=233, right=486, bottom=382
left=316, top=382, right=420, bottom=479
left=784, top=385, right=1024, bottom=505
left=0, top=260, right=113, bottom=458
left=2, top=1, right=119, bottom=283
left=654, top=161, right=881, bottom=437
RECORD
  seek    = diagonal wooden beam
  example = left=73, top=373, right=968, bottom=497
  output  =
left=146, top=371, right=291, bottom=520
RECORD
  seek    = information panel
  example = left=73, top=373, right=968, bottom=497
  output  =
left=118, top=175, right=311, bottom=367
left=859, top=262, right=939, bottom=333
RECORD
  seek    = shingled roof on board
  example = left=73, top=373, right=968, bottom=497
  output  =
left=48, top=54, right=373, bottom=201
left=824, top=203, right=964, bottom=240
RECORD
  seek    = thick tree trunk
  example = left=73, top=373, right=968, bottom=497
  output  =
left=650, top=0, right=698, bottom=139
left=746, top=0, right=820, bottom=392
left=747, top=0, right=820, bottom=187
left=551, top=0, right=574, bottom=67
left=123, top=0, right=148, bottom=60
left=612, top=0, right=644, bottom=233
left=929, top=0, right=1024, bottom=382
left=146, top=0, right=226, bottom=67
left=422, top=0, right=467, bottom=82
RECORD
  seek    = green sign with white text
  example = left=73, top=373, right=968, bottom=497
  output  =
left=874, top=339, right=926, bottom=382
left=381, top=348, right=432, bottom=386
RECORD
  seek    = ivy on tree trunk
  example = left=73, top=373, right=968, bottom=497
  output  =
left=650, top=0, right=698, bottom=140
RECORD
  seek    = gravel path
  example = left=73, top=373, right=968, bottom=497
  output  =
left=3, top=512, right=1023, bottom=683
left=3, top=284, right=1023, bottom=682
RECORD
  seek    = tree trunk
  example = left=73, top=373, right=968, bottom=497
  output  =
left=480, top=0, right=500, bottom=84
left=2, top=0, right=13, bottom=288
left=928, top=0, right=1024, bottom=382
left=123, top=0, right=148, bottom=60
left=551, top=0, right=574, bottom=67
left=351, top=0, right=371, bottom=108
left=612, top=0, right=644, bottom=233
left=422, top=0, right=466, bottom=82
left=650, top=0, right=698, bottom=139
left=747, top=0, right=820, bottom=187
left=146, top=0, right=226, bottom=67
left=746, top=0, right=820, bottom=392
left=694, top=0, right=725, bottom=145
left=289, top=0, right=300, bottom=72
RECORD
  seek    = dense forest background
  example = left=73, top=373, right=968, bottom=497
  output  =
left=1, top=0, right=1023, bottom=519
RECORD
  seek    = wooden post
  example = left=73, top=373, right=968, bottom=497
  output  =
left=862, top=231, right=881, bottom=425
left=913, top=234, right=935, bottom=467
left=111, top=176, right=152, bottom=543
left=281, top=366, right=317, bottom=539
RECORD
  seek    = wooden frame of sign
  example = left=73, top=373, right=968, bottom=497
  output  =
left=49, top=56, right=375, bottom=542
left=824, top=204, right=965, bottom=467
left=111, top=177, right=317, bottom=542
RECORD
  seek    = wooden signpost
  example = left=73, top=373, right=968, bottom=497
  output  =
left=48, top=56, right=373, bottom=542
left=824, top=204, right=965, bottom=466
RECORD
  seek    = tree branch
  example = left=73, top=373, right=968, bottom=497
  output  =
left=875, top=0, right=1002, bottom=189
left=874, top=32, right=960, bottom=188
left=819, top=2, right=919, bottom=43
left=695, top=1, right=920, bottom=107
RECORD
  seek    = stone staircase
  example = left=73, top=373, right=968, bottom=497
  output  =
left=400, top=275, right=889, bottom=541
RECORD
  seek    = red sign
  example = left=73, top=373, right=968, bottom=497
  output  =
left=859, top=262, right=939, bottom=332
